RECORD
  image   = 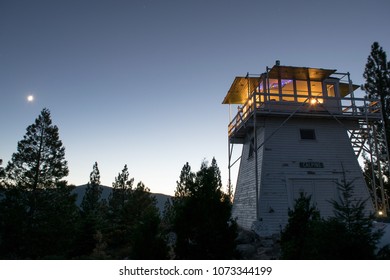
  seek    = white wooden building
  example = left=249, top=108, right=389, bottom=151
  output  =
left=223, top=63, right=388, bottom=236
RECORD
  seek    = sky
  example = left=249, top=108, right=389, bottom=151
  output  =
left=1, top=0, right=390, bottom=196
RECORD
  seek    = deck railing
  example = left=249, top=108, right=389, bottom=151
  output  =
left=228, top=92, right=382, bottom=137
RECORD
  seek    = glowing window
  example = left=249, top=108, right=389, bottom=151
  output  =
left=310, top=81, right=323, bottom=97
left=297, top=97, right=308, bottom=102
left=281, top=79, right=294, bottom=95
left=268, top=79, right=279, bottom=92
left=296, top=80, right=309, bottom=97
left=326, top=83, right=336, bottom=97
left=282, top=96, right=295, bottom=102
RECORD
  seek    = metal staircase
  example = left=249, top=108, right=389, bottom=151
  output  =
left=348, top=110, right=390, bottom=216
left=349, top=119, right=370, bottom=157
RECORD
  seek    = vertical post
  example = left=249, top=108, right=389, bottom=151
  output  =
left=293, top=79, right=297, bottom=102
left=373, top=126, right=387, bottom=216
left=306, top=68, right=312, bottom=99
left=368, top=125, right=379, bottom=212
left=348, top=72, right=356, bottom=114
left=365, top=98, right=379, bottom=212
left=246, top=72, right=250, bottom=99
left=278, top=73, right=282, bottom=101
left=378, top=103, right=390, bottom=214
left=360, top=96, right=379, bottom=213
left=228, top=138, right=232, bottom=200
left=227, top=104, right=233, bottom=201
left=254, top=106, right=259, bottom=220
left=250, top=76, right=260, bottom=220
left=266, top=66, right=270, bottom=98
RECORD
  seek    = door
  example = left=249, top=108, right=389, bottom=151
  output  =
left=323, top=80, right=341, bottom=113
left=289, top=178, right=339, bottom=218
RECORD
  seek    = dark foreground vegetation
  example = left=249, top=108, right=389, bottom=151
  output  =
left=0, top=109, right=237, bottom=259
left=280, top=176, right=390, bottom=259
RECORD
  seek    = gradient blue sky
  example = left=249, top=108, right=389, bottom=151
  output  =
left=1, top=0, right=390, bottom=195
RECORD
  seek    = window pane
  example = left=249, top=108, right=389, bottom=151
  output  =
left=296, top=80, right=308, bottom=97
left=326, top=83, right=335, bottom=97
left=255, top=94, right=264, bottom=103
left=282, top=95, right=295, bottom=102
left=297, top=97, right=308, bottom=102
left=310, top=81, right=323, bottom=97
left=300, top=129, right=316, bottom=140
left=268, top=79, right=279, bottom=101
left=281, top=79, right=294, bottom=95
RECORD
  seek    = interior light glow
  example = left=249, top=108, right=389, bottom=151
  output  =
left=378, top=210, right=384, bottom=216
left=281, top=80, right=292, bottom=87
left=310, top=98, right=317, bottom=105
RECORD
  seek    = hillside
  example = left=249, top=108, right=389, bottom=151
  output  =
left=72, top=185, right=172, bottom=214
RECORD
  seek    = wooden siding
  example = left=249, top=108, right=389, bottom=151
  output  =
left=232, top=125, right=265, bottom=230
left=232, top=116, right=373, bottom=235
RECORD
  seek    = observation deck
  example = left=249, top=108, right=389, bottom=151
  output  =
left=222, top=65, right=382, bottom=144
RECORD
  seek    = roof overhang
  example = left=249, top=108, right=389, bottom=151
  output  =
left=267, top=65, right=337, bottom=80
left=339, top=82, right=360, bottom=97
left=222, top=76, right=260, bottom=104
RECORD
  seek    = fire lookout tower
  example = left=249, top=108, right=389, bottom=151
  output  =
left=223, top=62, right=389, bottom=236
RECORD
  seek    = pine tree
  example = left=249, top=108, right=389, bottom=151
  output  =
left=80, top=162, right=104, bottom=215
left=109, top=164, right=134, bottom=215
left=363, top=42, right=390, bottom=212
left=363, top=42, right=390, bottom=132
left=5, top=108, right=69, bottom=219
left=172, top=158, right=237, bottom=259
left=327, top=178, right=383, bottom=259
left=174, top=162, right=195, bottom=198
left=75, top=162, right=107, bottom=258
left=0, top=108, right=78, bottom=259
left=129, top=182, right=168, bottom=259
left=105, top=165, right=135, bottom=258
left=280, top=192, right=321, bottom=259
left=105, top=167, right=167, bottom=259
left=5, top=108, right=69, bottom=190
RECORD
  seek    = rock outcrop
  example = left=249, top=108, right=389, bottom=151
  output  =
left=235, top=227, right=280, bottom=259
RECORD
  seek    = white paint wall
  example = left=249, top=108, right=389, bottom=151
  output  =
left=232, top=116, right=374, bottom=235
